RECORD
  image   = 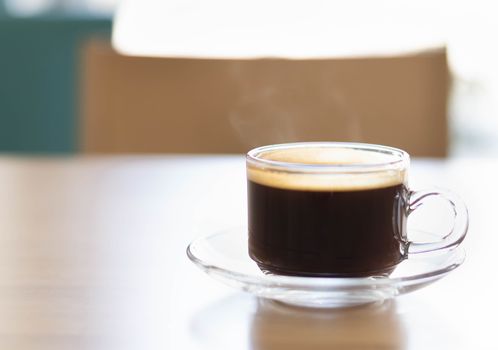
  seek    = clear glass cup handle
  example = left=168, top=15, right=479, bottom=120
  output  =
left=406, top=188, right=469, bottom=254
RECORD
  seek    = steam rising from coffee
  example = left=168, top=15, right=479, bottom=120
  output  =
left=228, top=69, right=364, bottom=148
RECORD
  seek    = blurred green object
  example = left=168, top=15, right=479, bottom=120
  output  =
left=0, top=16, right=111, bottom=153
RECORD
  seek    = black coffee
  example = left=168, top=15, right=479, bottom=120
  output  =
left=248, top=180, right=407, bottom=277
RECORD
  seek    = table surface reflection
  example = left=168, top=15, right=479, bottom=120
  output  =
left=0, top=155, right=494, bottom=349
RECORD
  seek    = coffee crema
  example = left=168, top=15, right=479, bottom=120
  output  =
left=247, top=147, right=408, bottom=277
left=248, top=147, right=407, bottom=192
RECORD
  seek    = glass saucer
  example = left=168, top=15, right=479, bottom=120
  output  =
left=186, top=228, right=465, bottom=308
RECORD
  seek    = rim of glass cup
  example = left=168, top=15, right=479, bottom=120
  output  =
left=246, top=142, right=410, bottom=174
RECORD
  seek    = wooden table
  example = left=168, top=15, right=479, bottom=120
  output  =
left=0, top=155, right=494, bottom=349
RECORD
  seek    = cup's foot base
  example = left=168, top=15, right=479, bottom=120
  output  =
left=254, top=261, right=397, bottom=278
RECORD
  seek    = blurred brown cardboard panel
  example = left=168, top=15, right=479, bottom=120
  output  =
left=80, top=40, right=448, bottom=156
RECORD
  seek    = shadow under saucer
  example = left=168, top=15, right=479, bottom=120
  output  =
left=251, top=298, right=406, bottom=350
left=190, top=293, right=407, bottom=350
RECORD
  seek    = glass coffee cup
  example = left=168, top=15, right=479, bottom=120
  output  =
left=246, top=142, right=468, bottom=277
